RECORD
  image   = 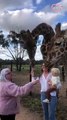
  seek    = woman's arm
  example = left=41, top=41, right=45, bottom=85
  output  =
left=6, top=80, right=39, bottom=97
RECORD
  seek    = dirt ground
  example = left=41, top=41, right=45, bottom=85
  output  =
left=16, top=106, right=41, bottom=120
left=13, top=72, right=67, bottom=120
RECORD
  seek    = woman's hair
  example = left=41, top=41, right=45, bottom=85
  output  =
left=41, top=61, right=53, bottom=72
left=51, top=68, right=60, bottom=76
left=0, top=68, right=10, bottom=81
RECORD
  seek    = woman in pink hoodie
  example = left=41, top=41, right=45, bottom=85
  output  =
left=0, top=68, right=38, bottom=120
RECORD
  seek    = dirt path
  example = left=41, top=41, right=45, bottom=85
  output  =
left=16, top=106, right=42, bottom=120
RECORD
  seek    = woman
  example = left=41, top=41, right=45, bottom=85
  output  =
left=31, top=61, right=61, bottom=120
left=0, top=68, right=38, bottom=120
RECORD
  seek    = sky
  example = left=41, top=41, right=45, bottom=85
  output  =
left=0, top=0, right=67, bottom=60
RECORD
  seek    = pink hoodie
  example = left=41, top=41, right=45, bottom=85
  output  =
left=0, top=80, right=33, bottom=115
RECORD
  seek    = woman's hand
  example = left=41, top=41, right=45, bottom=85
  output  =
left=31, top=67, right=39, bottom=85
left=31, top=77, right=39, bottom=85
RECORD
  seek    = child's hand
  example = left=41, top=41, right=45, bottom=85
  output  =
left=48, top=80, right=52, bottom=85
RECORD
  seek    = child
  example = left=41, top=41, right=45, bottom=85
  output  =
left=43, top=67, right=61, bottom=103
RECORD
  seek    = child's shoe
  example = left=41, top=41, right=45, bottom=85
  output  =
left=43, top=99, right=49, bottom=103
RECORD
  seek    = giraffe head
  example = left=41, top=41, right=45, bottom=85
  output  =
left=20, top=30, right=36, bottom=62
left=41, top=23, right=67, bottom=66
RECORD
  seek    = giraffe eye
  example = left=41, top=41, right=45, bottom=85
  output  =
left=55, top=41, right=61, bottom=46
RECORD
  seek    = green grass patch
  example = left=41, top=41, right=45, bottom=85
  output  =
left=21, top=93, right=42, bottom=114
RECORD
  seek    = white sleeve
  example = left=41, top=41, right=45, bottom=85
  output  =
left=57, top=82, right=62, bottom=89
left=57, top=77, right=62, bottom=89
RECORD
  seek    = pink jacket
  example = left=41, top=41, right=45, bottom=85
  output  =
left=0, top=80, right=33, bottom=115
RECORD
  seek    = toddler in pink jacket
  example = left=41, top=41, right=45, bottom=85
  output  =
left=0, top=68, right=38, bottom=120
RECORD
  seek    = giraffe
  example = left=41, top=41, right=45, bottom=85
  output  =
left=40, top=23, right=67, bottom=80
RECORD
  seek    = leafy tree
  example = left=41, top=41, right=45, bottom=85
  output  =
left=0, top=31, right=26, bottom=71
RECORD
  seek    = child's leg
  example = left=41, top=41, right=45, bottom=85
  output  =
left=46, top=88, right=57, bottom=101
left=46, top=90, right=51, bottom=100
left=43, top=88, right=57, bottom=103
left=43, top=91, right=51, bottom=103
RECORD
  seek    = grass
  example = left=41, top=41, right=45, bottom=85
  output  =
left=20, top=93, right=43, bottom=119
left=21, top=93, right=42, bottom=113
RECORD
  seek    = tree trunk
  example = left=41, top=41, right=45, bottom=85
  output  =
left=63, top=53, right=67, bottom=81
left=16, top=59, right=19, bottom=71
left=19, top=58, right=22, bottom=71
left=29, top=60, right=35, bottom=96
left=11, top=61, right=13, bottom=71
left=29, top=63, right=32, bottom=96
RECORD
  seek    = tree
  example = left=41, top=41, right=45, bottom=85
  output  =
left=0, top=31, right=26, bottom=71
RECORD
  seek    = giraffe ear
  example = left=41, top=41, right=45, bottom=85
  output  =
left=55, top=23, right=61, bottom=32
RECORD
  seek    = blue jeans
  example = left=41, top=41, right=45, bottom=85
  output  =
left=41, top=92, right=57, bottom=120
left=49, top=96, right=57, bottom=120
left=41, top=92, right=49, bottom=120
